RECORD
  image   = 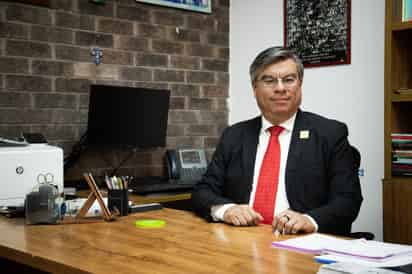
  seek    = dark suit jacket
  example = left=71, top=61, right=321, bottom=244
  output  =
left=192, top=109, right=363, bottom=236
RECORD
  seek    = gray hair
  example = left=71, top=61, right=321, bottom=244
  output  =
left=249, top=47, right=304, bottom=85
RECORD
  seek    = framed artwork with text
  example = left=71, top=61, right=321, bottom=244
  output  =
left=135, top=0, right=211, bottom=14
left=284, top=0, right=351, bottom=67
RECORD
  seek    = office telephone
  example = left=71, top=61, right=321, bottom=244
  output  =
left=165, top=148, right=208, bottom=184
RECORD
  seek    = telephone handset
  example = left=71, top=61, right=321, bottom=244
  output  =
left=166, top=148, right=208, bottom=184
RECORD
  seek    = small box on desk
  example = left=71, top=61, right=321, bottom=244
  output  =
left=108, top=189, right=128, bottom=216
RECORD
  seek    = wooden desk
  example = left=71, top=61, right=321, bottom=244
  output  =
left=0, top=209, right=321, bottom=274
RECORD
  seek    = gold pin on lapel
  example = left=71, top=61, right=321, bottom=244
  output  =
left=299, top=130, right=310, bottom=139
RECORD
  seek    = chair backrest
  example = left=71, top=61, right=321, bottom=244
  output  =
left=349, top=145, right=375, bottom=240
left=352, top=145, right=361, bottom=170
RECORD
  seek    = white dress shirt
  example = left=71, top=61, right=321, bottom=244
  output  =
left=249, top=114, right=295, bottom=215
left=211, top=114, right=318, bottom=230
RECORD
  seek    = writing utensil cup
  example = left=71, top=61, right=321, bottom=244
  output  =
left=108, top=189, right=128, bottom=216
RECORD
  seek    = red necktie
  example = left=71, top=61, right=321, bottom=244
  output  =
left=253, top=126, right=284, bottom=224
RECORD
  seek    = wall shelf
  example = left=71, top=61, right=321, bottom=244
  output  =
left=383, top=0, right=412, bottom=244
left=392, top=21, right=412, bottom=31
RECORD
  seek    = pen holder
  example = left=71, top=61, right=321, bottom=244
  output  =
left=108, top=189, right=128, bottom=216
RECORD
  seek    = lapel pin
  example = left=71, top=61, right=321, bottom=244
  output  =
left=299, top=130, right=310, bottom=139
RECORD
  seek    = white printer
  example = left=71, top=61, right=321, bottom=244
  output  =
left=0, top=144, right=63, bottom=208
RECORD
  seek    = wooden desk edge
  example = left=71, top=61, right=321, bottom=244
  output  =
left=0, top=244, right=87, bottom=274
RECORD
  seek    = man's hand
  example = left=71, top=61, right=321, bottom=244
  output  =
left=223, top=204, right=263, bottom=226
left=272, top=209, right=316, bottom=234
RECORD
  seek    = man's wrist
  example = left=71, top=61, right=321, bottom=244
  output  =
left=303, top=214, right=318, bottom=232
left=211, top=203, right=236, bottom=221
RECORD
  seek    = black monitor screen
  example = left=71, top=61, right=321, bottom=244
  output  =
left=87, top=85, right=170, bottom=148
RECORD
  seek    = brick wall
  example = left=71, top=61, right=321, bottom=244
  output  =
left=0, top=0, right=229, bottom=181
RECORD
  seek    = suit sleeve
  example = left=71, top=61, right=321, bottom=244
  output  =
left=191, top=128, right=236, bottom=221
left=306, top=123, right=363, bottom=235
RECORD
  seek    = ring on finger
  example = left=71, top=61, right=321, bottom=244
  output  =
left=283, top=215, right=290, bottom=222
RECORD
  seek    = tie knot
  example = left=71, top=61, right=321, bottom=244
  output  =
left=269, top=126, right=284, bottom=136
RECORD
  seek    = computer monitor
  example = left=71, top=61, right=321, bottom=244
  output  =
left=86, top=85, right=170, bottom=148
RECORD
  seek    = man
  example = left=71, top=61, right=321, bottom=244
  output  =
left=191, top=47, right=362, bottom=236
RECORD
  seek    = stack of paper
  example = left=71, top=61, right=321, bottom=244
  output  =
left=315, top=253, right=412, bottom=269
left=272, top=233, right=412, bottom=265
left=272, top=233, right=344, bottom=254
left=317, top=262, right=405, bottom=274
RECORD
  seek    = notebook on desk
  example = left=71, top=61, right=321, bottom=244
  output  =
left=129, top=177, right=196, bottom=194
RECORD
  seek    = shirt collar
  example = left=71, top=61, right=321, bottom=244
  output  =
left=260, top=113, right=297, bottom=134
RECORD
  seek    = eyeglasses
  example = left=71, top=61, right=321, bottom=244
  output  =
left=257, top=74, right=299, bottom=89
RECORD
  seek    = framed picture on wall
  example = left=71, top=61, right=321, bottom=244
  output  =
left=284, top=0, right=351, bottom=67
left=135, top=0, right=212, bottom=14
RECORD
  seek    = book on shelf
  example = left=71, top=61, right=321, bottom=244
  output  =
left=392, top=164, right=412, bottom=173
left=393, top=150, right=412, bottom=157
left=391, top=133, right=412, bottom=137
left=392, top=157, right=412, bottom=164
left=392, top=160, right=412, bottom=166
left=386, top=134, right=412, bottom=175
left=392, top=134, right=412, bottom=150
left=403, top=0, right=412, bottom=22
left=393, top=88, right=412, bottom=95
left=392, top=143, right=412, bottom=150
left=392, top=171, right=412, bottom=176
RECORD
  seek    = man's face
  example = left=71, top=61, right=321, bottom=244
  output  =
left=253, top=59, right=302, bottom=124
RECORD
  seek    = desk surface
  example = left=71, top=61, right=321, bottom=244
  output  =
left=0, top=208, right=320, bottom=274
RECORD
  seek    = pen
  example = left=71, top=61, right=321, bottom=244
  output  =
left=273, top=225, right=284, bottom=237
left=314, top=257, right=336, bottom=264
left=117, top=177, right=123, bottom=190
left=112, top=176, right=118, bottom=189
left=105, top=175, right=112, bottom=189
left=123, top=176, right=128, bottom=189
left=272, top=227, right=284, bottom=237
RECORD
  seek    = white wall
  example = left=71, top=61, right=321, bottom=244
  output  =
left=229, top=0, right=385, bottom=240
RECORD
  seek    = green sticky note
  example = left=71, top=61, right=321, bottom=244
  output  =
left=135, top=219, right=166, bottom=229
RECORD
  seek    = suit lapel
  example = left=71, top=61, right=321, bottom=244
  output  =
left=286, top=110, right=312, bottom=177
left=287, top=111, right=305, bottom=171
left=242, top=117, right=261, bottom=188
left=285, top=110, right=308, bottom=205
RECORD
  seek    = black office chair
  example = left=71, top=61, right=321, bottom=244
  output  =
left=349, top=146, right=375, bottom=240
